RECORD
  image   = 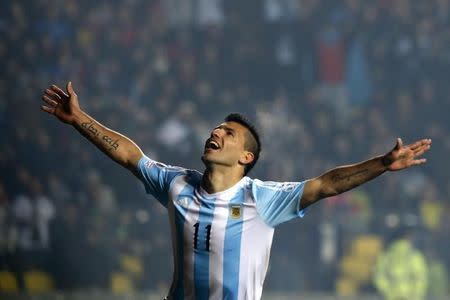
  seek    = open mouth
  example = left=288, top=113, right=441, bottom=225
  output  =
left=205, top=138, right=221, bottom=151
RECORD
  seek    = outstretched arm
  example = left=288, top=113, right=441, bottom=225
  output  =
left=300, top=138, right=432, bottom=209
left=41, top=82, right=144, bottom=174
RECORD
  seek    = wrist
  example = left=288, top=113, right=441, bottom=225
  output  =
left=381, top=154, right=392, bottom=169
left=71, top=108, right=86, bottom=127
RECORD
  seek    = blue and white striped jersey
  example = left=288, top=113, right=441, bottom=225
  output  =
left=138, top=155, right=307, bottom=300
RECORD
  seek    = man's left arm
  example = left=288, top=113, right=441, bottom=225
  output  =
left=300, top=138, right=432, bottom=209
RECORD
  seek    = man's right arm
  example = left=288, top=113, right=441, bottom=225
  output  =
left=41, top=82, right=144, bottom=174
left=72, top=110, right=144, bottom=173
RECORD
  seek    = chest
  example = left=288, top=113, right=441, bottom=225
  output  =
left=168, top=188, right=254, bottom=253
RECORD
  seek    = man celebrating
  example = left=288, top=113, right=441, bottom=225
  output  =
left=42, top=82, right=431, bottom=300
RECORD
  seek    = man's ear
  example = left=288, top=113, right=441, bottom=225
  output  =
left=239, top=151, right=254, bottom=166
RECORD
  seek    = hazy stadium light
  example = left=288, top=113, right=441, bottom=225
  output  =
left=136, top=209, right=150, bottom=223
left=385, top=214, right=400, bottom=228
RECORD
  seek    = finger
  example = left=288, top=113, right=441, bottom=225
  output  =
left=414, top=145, right=431, bottom=157
left=411, top=158, right=427, bottom=166
left=42, top=92, right=61, bottom=104
left=408, top=140, right=423, bottom=151
left=41, top=105, right=55, bottom=114
left=422, top=138, right=432, bottom=144
left=42, top=95, right=58, bottom=107
left=408, top=140, right=431, bottom=153
left=44, top=89, right=62, bottom=102
left=66, top=81, right=76, bottom=96
left=51, top=84, right=69, bottom=99
left=396, top=138, right=403, bottom=150
left=411, top=138, right=432, bottom=149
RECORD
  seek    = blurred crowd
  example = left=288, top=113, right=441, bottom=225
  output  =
left=1, top=0, right=450, bottom=294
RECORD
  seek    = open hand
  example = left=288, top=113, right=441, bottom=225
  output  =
left=41, top=82, right=80, bottom=124
left=383, top=138, right=432, bottom=171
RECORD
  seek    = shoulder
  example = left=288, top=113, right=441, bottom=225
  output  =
left=140, top=155, right=200, bottom=176
left=166, top=167, right=203, bottom=189
left=250, top=178, right=300, bottom=192
left=140, top=156, right=182, bottom=172
left=139, top=155, right=203, bottom=186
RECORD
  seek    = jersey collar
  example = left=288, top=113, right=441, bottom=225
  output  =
left=197, top=176, right=249, bottom=200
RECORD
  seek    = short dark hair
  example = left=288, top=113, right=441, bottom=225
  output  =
left=224, top=113, right=261, bottom=175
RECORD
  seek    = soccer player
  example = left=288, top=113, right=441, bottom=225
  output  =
left=41, top=82, right=432, bottom=300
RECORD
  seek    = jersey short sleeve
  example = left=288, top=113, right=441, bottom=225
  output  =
left=137, top=155, right=186, bottom=207
left=251, top=179, right=308, bottom=227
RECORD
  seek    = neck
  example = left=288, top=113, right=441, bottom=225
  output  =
left=201, top=165, right=244, bottom=194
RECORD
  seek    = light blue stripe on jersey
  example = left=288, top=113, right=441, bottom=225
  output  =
left=171, top=176, right=196, bottom=299
left=193, top=196, right=216, bottom=300
left=253, top=180, right=306, bottom=227
left=222, top=189, right=245, bottom=300
left=137, top=156, right=185, bottom=207
left=172, top=208, right=185, bottom=299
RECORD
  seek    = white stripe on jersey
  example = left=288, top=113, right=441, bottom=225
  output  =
left=208, top=200, right=228, bottom=299
left=167, top=175, right=190, bottom=297
left=238, top=188, right=274, bottom=300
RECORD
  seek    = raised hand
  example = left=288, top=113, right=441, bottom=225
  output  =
left=383, top=138, right=432, bottom=171
left=41, top=82, right=80, bottom=124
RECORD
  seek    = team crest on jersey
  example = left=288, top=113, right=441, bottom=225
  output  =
left=230, top=205, right=242, bottom=219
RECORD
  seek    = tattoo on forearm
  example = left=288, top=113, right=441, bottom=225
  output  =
left=102, top=135, right=119, bottom=151
left=331, top=169, right=369, bottom=182
left=80, top=119, right=120, bottom=151
left=81, top=120, right=100, bottom=137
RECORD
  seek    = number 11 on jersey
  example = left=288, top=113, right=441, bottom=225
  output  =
left=193, top=222, right=212, bottom=251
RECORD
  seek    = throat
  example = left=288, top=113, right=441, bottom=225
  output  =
left=201, top=168, right=244, bottom=194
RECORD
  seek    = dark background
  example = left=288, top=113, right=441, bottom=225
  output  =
left=0, top=0, right=449, bottom=296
